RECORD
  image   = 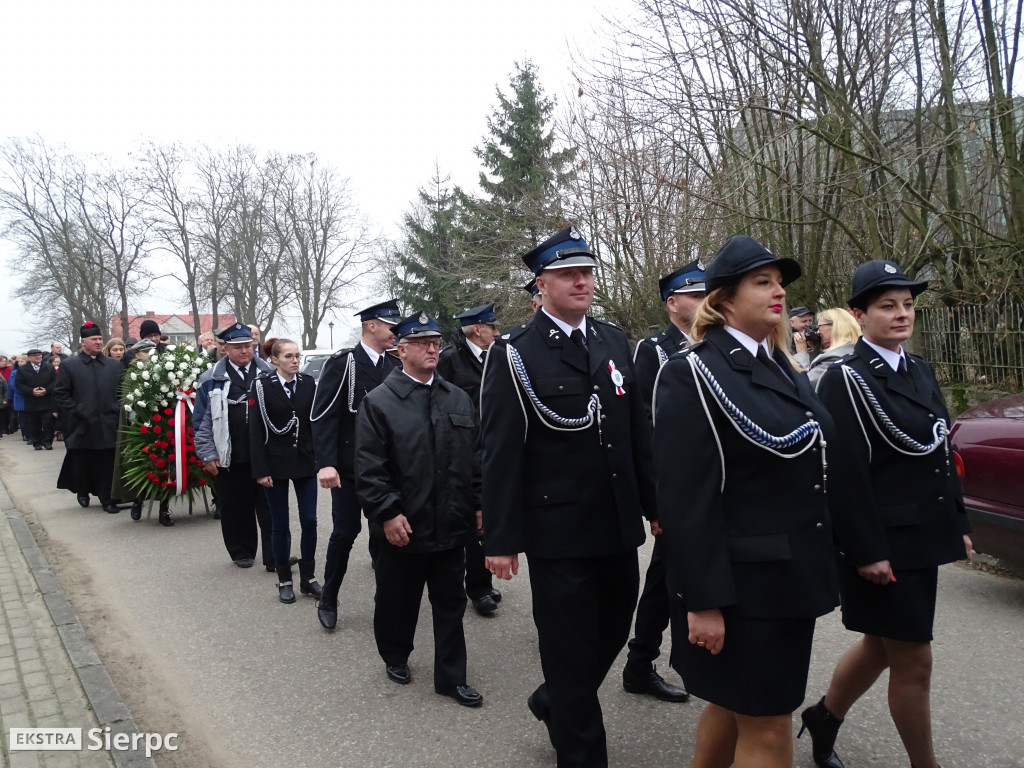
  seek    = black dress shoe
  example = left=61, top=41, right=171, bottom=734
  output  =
left=34, top=445, right=43, bottom=451
left=130, top=502, right=143, bottom=521
left=103, top=503, right=121, bottom=514
left=77, top=494, right=90, bottom=508
left=436, top=684, right=483, bottom=707
left=471, top=594, right=498, bottom=615
left=622, top=665, right=689, bottom=702
left=527, top=688, right=552, bottom=737
left=44, top=444, right=53, bottom=450
left=386, top=663, right=411, bottom=684
left=489, top=587, right=502, bottom=603
left=316, top=600, right=337, bottom=631
left=234, top=558, right=255, bottom=568
left=158, top=510, right=175, bottom=526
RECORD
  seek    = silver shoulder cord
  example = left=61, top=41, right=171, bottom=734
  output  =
left=309, top=352, right=357, bottom=422
left=683, top=353, right=826, bottom=493
left=632, top=338, right=670, bottom=368
left=840, top=364, right=948, bottom=463
left=506, top=344, right=602, bottom=439
left=254, top=378, right=299, bottom=444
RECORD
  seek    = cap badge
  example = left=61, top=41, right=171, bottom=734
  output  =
left=696, top=260, right=705, bottom=270
left=569, top=226, right=581, bottom=240
left=884, top=263, right=897, bottom=274
left=418, top=312, right=428, bottom=324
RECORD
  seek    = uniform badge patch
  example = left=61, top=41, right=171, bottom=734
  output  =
left=608, top=360, right=625, bottom=396
left=884, top=263, right=897, bottom=274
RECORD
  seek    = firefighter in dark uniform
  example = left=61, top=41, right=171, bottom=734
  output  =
left=481, top=226, right=656, bottom=768
left=621, top=261, right=706, bottom=704
left=437, top=303, right=503, bottom=615
left=654, top=236, right=839, bottom=768
left=799, top=261, right=972, bottom=768
left=310, top=300, right=402, bottom=631
left=355, top=311, right=483, bottom=707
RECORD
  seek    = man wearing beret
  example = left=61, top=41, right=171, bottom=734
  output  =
left=195, top=323, right=274, bottom=568
left=355, top=311, right=483, bottom=707
left=310, top=299, right=402, bottom=631
left=481, top=226, right=656, bottom=766
left=437, top=303, right=502, bottom=615
left=620, top=262, right=708, bottom=703
left=54, top=322, right=125, bottom=513
left=16, top=348, right=57, bottom=451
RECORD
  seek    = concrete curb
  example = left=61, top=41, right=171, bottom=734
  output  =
left=0, top=476, right=156, bottom=768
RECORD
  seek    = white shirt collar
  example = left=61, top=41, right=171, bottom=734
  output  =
left=465, top=338, right=485, bottom=362
left=862, top=338, right=906, bottom=372
left=231, top=361, right=249, bottom=377
left=360, top=341, right=381, bottom=366
left=402, top=370, right=434, bottom=387
left=542, top=308, right=587, bottom=339
left=276, top=372, right=296, bottom=392
left=724, top=326, right=771, bottom=358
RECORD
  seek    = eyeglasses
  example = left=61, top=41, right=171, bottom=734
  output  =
left=818, top=322, right=834, bottom=327
left=402, top=338, right=443, bottom=350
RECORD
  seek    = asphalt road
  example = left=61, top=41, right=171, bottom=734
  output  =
left=1, top=440, right=1022, bottom=768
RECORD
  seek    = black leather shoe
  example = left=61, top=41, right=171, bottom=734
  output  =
left=103, top=503, right=121, bottom=514
left=527, top=688, right=552, bottom=736
left=234, top=558, right=255, bottom=568
left=277, top=580, right=296, bottom=603
left=489, top=587, right=502, bottom=603
left=622, top=665, right=689, bottom=702
left=130, top=502, right=143, bottom=521
left=77, top=494, right=90, bottom=508
left=158, top=510, right=174, bottom=526
left=436, top=684, right=483, bottom=707
left=44, top=444, right=53, bottom=450
left=34, top=445, right=43, bottom=451
left=472, top=594, right=498, bottom=615
left=386, top=664, right=411, bottom=684
left=317, top=600, right=337, bottom=631
left=798, top=697, right=847, bottom=768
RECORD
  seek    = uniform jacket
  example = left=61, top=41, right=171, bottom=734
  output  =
left=16, top=362, right=57, bottom=413
left=653, top=325, right=839, bottom=620
left=355, top=369, right=480, bottom=553
left=7, top=368, right=25, bottom=411
left=53, top=353, right=123, bottom=450
left=634, top=321, right=691, bottom=423
left=248, top=372, right=316, bottom=480
left=817, top=338, right=969, bottom=570
left=480, top=310, right=655, bottom=559
left=311, top=344, right=401, bottom=479
left=436, top=332, right=485, bottom=415
left=194, top=356, right=272, bottom=468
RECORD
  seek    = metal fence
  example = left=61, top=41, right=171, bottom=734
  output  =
left=916, top=303, right=1024, bottom=388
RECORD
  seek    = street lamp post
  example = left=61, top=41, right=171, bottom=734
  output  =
left=329, top=321, right=334, bottom=348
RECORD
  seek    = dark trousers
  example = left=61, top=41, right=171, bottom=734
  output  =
left=373, top=544, right=468, bottom=689
left=320, top=480, right=363, bottom=607
left=625, top=535, right=670, bottom=672
left=263, top=475, right=318, bottom=566
left=214, top=463, right=272, bottom=565
left=528, top=551, right=640, bottom=768
left=24, top=411, right=53, bottom=448
left=464, top=536, right=493, bottom=599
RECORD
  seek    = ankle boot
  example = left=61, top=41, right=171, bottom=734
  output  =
left=276, top=566, right=296, bottom=603
left=798, top=697, right=846, bottom=768
left=158, top=502, right=174, bottom=527
left=298, top=559, right=322, bottom=598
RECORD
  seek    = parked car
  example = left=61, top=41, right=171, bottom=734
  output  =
left=298, top=349, right=337, bottom=381
left=949, top=394, right=1024, bottom=569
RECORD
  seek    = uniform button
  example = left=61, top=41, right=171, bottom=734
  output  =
left=814, top=484, right=821, bottom=491
left=937, top=496, right=944, bottom=502
left=606, top=443, right=613, bottom=449
left=816, top=522, right=823, bottom=529
left=928, top=413, right=935, bottom=418
left=934, top=468, right=941, bottom=475
left=611, top=474, right=618, bottom=479
left=812, top=447, right=819, bottom=453
left=593, top=385, right=600, bottom=392
left=558, top=385, right=564, bottom=391
left=805, top=411, right=814, bottom=418
left=542, top=495, right=549, bottom=501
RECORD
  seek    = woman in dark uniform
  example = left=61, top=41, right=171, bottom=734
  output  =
left=249, top=339, right=322, bottom=604
left=654, top=235, right=839, bottom=767
left=799, top=261, right=972, bottom=768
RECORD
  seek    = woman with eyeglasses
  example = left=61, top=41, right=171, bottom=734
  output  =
left=799, top=261, right=971, bottom=768
left=794, top=309, right=863, bottom=390
left=249, top=338, right=321, bottom=603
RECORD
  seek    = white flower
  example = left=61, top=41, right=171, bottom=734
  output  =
left=130, top=372, right=138, bottom=381
left=185, top=345, right=195, bottom=353
left=137, top=401, right=147, bottom=408
left=141, top=371, right=150, bottom=381
left=165, top=361, right=175, bottom=370
left=160, top=399, right=168, bottom=407
left=123, top=404, right=132, bottom=411
left=160, top=385, right=169, bottom=393
left=179, top=361, right=188, bottom=370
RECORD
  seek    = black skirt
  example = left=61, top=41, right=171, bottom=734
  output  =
left=670, top=601, right=816, bottom=716
left=839, top=563, right=938, bottom=642
left=57, top=447, right=116, bottom=499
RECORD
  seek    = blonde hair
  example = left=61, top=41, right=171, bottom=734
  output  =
left=692, top=285, right=799, bottom=370
left=818, top=308, right=861, bottom=348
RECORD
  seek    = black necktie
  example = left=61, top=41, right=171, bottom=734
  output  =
left=756, top=346, right=794, bottom=389
left=570, top=328, right=587, bottom=352
left=284, top=380, right=295, bottom=398
left=375, top=356, right=384, bottom=371
left=897, top=357, right=917, bottom=389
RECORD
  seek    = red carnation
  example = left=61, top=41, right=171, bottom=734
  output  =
left=149, top=453, right=158, bottom=461
left=151, top=477, right=160, bottom=484
left=152, top=414, right=161, bottom=422
left=248, top=398, right=255, bottom=406
left=156, top=459, right=166, bottom=469
left=164, top=408, right=173, bottom=415
left=140, top=425, right=149, bottom=434
left=153, top=426, right=162, bottom=434
left=198, top=478, right=207, bottom=486
left=168, top=419, right=175, bottom=427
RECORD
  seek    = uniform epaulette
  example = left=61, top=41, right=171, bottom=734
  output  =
left=331, top=347, right=355, bottom=358
left=591, top=316, right=624, bottom=332
left=668, top=341, right=704, bottom=362
left=497, top=325, right=529, bottom=344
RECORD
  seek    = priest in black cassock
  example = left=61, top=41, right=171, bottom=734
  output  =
left=55, top=322, right=125, bottom=513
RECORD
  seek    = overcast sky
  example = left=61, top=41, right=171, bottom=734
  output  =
left=0, top=0, right=630, bottom=353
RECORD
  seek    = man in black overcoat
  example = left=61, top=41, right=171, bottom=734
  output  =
left=310, top=299, right=402, bottom=630
left=17, top=349, right=57, bottom=450
left=481, top=226, right=656, bottom=768
left=437, top=302, right=502, bottom=615
left=54, top=322, right=124, bottom=512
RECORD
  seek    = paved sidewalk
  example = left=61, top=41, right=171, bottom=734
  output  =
left=0, top=468, right=151, bottom=767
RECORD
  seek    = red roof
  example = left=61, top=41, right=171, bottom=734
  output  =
left=110, top=312, right=237, bottom=339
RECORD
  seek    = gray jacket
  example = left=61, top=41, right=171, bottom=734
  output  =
left=194, top=357, right=272, bottom=468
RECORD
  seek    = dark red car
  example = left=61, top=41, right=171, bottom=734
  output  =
left=949, top=394, right=1024, bottom=568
